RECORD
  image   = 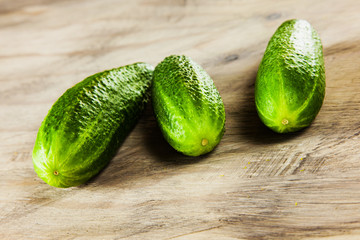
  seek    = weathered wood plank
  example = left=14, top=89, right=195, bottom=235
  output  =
left=1, top=0, right=360, bottom=239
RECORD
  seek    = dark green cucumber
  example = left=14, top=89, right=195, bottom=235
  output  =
left=32, top=63, right=153, bottom=188
left=255, top=19, right=326, bottom=133
left=152, top=55, right=225, bottom=156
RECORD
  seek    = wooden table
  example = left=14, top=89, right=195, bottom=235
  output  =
left=1, top=0, right=360, bottom=239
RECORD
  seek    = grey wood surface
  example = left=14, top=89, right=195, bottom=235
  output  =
left=1, top=0, right=360, bottom=239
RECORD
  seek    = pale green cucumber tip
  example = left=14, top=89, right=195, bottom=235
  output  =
left=201, top=138, right=209, bottom=146
left=281, top=118, right=289, bottom=125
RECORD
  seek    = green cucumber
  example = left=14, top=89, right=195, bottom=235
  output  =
left=152, top=55, right=225, bottom=156
left=32, top=63, right=153, bottom=188
left=255, top=19, right=325, bottom=133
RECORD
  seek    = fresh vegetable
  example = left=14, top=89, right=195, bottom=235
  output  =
left=255, top=19, right=325, bottom=133
left=33, top=63, right=153, bottom=188
left=152, top=55, right=225, bottom=156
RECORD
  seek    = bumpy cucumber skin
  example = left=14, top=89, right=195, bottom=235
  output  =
left=255, top=19, right=325, bottom=133
left=152, top=55, right=225, bottom=157
left=33, top=63, right=154, bottom=188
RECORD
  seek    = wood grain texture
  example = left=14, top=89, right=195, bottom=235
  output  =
left=1, top=0, right=360, bottom=239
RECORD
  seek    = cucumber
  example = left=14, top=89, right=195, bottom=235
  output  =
left=32, top=63, right=153, bottom=188
left=255, top=19, right=326, bottom=133
left=152, top=55, right=225, bottom=156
